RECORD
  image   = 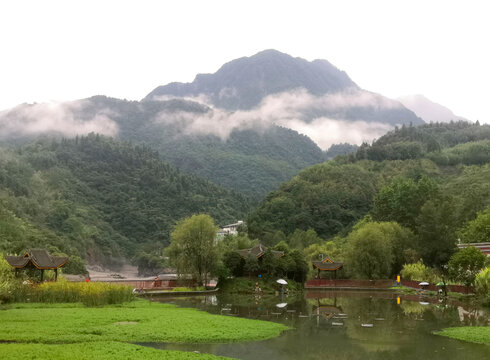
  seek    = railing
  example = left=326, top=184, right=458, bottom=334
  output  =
left=305, top=279, right=393, bottom=288
left=400, top=280, right=471, bottom=294
left=305, top=278, right=472, bottom=294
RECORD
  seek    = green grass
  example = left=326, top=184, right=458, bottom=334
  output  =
left=0, top=342, right=229, bottom=360
left=0, top=300, right=289, bottom=359
left=435, top=327, right=490, bottom=345
left=0, top=300, right=288, bottom=344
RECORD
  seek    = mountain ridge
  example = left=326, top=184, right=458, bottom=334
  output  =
left=144, top=49, right=423, bottom=127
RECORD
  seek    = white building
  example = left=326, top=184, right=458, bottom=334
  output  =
left=217, top=220, right=244, bottom=239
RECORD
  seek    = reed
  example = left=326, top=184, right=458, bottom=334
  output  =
left=31, top=279, right=134, bottom=306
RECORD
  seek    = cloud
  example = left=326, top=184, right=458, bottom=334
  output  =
left=278, top=117, right=393, bottom=150
left=0, top=100, right=119, bottom=139
left=153, top=88, right=401, bottom=149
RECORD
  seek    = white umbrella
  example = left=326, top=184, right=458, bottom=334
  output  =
left=276, top=303, right=288, bottom=308
left=276, top=279, right=288, bottom=285
left=418, top=282, right=429, bottom=286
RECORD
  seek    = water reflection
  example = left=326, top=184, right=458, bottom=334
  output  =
left=142, top=290, right=489, bottom=359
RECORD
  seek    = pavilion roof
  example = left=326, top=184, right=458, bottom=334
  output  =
left=4, top=249, right=68, bottom=270
left=236, top=244, right=284, bottom=259
left=312, top=255, right=343, bottom=271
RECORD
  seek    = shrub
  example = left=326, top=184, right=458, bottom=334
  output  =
left=448, top=246, right=486, bottom=286
left=400, top=261, right=436, bottom=282
left=474, top=267, right=490, bottom=296
left=0, top=255, right=21, bottom=304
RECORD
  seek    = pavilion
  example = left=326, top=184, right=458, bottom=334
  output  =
left=4, top=249, right=69, bottom=281
left=236, top=243, right=284, bottom=260
left=312, top=255, right=343, bottom=278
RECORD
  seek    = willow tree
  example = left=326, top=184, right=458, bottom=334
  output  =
left=166, top=214, right=218, bottom=286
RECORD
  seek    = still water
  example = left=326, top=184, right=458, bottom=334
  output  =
left=144, top=290, right=489, bottom=359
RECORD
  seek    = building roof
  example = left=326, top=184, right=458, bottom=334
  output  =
left=222, top=220, right=244, bottom=229
left=236, top=244, right=284, bottom=259
left=4, top=249, right=69, bottom=270
left=457, top=242, right=490, bottom=256
left=312, top=255, right=343, bottom=271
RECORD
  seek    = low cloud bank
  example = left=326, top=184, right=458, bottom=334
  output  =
left=154, top=88, right=400, bottom=149
left=0, top=101, right=119, bottom=139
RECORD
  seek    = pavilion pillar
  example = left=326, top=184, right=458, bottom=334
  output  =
left=40, top=269, right=44, bottom=282
left=55, top=268, right=58, bottom=282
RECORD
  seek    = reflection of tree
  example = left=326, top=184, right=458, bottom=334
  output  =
left=400, top=301, right=426, bottom=316
left=164, top=292, right=490, bottom=360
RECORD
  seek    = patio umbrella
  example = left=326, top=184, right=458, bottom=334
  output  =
left=276, top=279, right=288, bottom=285
left=276, top=303, right=288, bottom=308
left=435, top=282, right=444, bottom=286
left=418, top=282, right=429, bottom=286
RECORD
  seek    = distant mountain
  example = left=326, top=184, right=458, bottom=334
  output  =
left=0, top=50, right=426, bottom=197
left=397, top=94, right=466, bottom=123
left=145, top=49, right=423, bottom=126
left=145, top=49, right=357, bottom=110
left=0, top=96, right=326, bottom=197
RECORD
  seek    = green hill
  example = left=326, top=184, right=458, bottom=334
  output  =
left=0, top=96, right=326, bottom=197
left=248, top=121, right=490, bottom=266
left=0, top=135, right=249, bottom=267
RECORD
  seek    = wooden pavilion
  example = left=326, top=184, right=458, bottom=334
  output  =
left=4, top=249, right=69, bottom=282
left=236, top=243, right=284, bottom=260
left=312, top=255, right=343, bottom=278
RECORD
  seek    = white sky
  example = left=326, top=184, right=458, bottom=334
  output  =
left=1, top=0, right=489, bottom=123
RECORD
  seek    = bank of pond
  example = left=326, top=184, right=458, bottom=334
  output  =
left=1, top=281, right=488, bottom=359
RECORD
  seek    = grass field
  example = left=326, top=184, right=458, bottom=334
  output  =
left=0, top=342, right=229, bottom=360
left=435, top=326, right=490, bottom=345
left=0, top=300, right=288, bottom=359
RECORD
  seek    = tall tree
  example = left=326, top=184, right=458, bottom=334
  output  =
left=459, top=208, right=490, bottom=244
left=371, top=175, right=438, bottom=230
left=166, top=214, right=218, bottom=286
left=448, top=246, right=487, bottom=287
left=344, top=221, right=413, bottom=279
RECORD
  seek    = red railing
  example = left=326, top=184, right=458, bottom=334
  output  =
left=305, top=278, right=472, bottom=294
left=305, top=279, right=393, bottom=288
left=400, top=280, right=471, bottom=294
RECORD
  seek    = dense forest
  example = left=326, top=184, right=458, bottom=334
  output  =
left=1, top=121, right=489, bottom=280
left=0, top=135, right=249, bottom=269
left=0, top=96, right=327, bottom=198
left=248, top=121, right=490, bottom=273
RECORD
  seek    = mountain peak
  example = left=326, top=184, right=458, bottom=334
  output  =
left=144, top=49, right=358, bottom=109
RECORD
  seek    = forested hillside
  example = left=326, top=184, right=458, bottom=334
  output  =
left=0, top=96, right=326, bottom=197
left=0, top=135, right=249, bottom=268
left=248, top=121, right=490, bottom=268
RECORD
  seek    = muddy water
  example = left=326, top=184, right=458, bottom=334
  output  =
left=142, top=290, right=489, bottom=359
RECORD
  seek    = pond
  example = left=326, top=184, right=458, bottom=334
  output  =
left=142, top=290, right=489, bottom=359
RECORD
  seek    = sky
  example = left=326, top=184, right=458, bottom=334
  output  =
left=1, top=0, right=489, bottom=123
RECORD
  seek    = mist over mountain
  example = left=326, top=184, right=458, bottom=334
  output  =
left=145, top=49, right=357, bottom=110
left=145, top=49, right=423, bottom=127
left=398, top=94, right=467, bottom=123
left=0, top=96, right=325, bottom=196
left=0, top=50, right=426, bottom=196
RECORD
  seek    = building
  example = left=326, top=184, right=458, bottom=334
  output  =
left=457, top=242, right=490, bottom=256
left=217, top=220, right=244, bottom=239
left=312, top=255, right=344, bottom=278
left=236, top=243, right=284, bottom=260
left=4, top=249, right=69, bottom=281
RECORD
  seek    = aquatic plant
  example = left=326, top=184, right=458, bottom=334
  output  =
left=33, top=279, right=134, bottom=306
